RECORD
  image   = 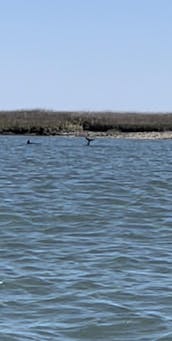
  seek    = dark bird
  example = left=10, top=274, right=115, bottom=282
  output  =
left=85, top=136, right=95, bottom=146
left=27, top=139, right=31, bottom=144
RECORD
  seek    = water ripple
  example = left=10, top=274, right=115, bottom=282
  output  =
left=1, top=136, right=172, bottom=340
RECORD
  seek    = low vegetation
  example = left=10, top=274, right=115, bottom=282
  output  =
left=0, top=109, right=172, bottom=135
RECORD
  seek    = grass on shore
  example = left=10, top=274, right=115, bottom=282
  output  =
left=0, top=109, right=172, bottom=135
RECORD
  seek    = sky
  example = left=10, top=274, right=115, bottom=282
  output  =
left=0, top=0, right=172, bottom=112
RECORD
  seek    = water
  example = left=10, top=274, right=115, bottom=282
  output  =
left=1, top=135, right=172, bottom=341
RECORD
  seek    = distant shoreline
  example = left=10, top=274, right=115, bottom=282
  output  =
left=55, top=130, right=172, bottom=140
left=2, top=131, right=172, bottom=140
left=0, top=110, right=172, bottom=139
left=91, top=131, right=172, bottom=139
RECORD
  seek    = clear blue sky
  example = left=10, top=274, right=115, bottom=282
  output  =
left=0, top=0, right=172, bottom=111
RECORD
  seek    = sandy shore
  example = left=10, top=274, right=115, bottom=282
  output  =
left=79, top=131, right=172, bottom=140
left=2, top=130, right=172, bottom=140
left=112, top=131, right=172, bottom=139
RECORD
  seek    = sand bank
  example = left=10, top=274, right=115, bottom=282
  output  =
left=79, top=131, right=172, bottom=140
left=111, top=131, right=172, bottom=139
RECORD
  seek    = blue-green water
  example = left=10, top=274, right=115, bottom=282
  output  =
left=1, top=135, right=172, bottom=341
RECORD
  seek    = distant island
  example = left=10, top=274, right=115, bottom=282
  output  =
left=1, top=109, right=172, bottom=139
